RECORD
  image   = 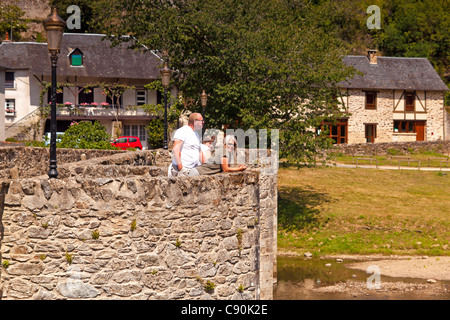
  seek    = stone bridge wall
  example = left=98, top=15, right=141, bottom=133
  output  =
left=0, top=149, right=276, bottom=300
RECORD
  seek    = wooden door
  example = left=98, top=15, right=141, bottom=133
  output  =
left=415, top=121, right=425, bottom=141
left=365, top=124, right=376, bottom=143
left=319, top=119, right=348, bottom=144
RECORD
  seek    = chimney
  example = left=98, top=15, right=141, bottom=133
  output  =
left=367, top=49, right=377, bottom=64
left=4, top=32, right=10, bottom=42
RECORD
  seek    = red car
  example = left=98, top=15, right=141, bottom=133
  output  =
left=111, top=136, right=143, bottom=150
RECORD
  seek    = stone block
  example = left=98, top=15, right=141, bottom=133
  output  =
left=57, top=280, right=100, bottom=298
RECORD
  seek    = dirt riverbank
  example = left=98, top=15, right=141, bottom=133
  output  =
left=275, top=251, right=450, bottom=300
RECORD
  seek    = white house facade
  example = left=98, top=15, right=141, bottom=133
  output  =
left=0, top=66, right=6, bottom=142
left=0, top=33, right=173, bottom=149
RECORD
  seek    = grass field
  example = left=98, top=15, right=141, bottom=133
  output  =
left=277, top=165, right=450, bottom=256
left=329, top=151, right=450, bottom=168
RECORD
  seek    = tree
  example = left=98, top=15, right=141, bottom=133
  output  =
left=59, top=121, right=117, bottom=150
left=0, top=3, right=28, bottom=41
left=91, top=0, right=355, bottom=164
left=142, top=80, right=182, bottom=149
left=373, top=0, right=449, bottom=82
left=309, top=0, right=449, bottom=105
left=95, top=83, right=134, bottom=124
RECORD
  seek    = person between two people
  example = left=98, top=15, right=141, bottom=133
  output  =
left=201, top=135, right=215, bottom=161
left=169, top=113, right=247, bottom=177
left=196, top=135, right=247, bottom=175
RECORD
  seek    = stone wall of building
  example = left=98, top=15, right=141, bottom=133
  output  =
left=0, top=149, right=276, bottom=300
left=425, top=91, right=446, bottom=141
left=347, top=89, right=394, bottom=144
left=345, top=89, right=446, bottom=144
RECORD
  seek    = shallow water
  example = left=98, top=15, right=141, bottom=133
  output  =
left=273, top=256, right=450, bottom=300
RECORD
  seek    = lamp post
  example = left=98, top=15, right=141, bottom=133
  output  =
left=44, top=7, right=66, bottom=179
left=160, top=63, right=171, bottom=150
left=200, top=90, right=207, bottom=136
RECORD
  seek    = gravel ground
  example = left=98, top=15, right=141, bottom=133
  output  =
left=342, top=255, right=450, bottom=281
left=276, top=252, right=450, bottom=299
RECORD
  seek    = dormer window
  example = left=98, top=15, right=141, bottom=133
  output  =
left=69, top=48, right=83, bottom=67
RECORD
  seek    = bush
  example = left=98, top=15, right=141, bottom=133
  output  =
left=59, top=121, right=118, bottom=150
left=147, top=118, right=164, bottom=149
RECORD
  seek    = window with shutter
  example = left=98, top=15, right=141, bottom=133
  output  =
left=365, top=91, right=377, bottom=109
left=405, top=92, right=415, bottom=111
left=365, top=124, right=377, bottom=143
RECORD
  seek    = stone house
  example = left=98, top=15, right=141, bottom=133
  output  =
left=0, top=33, right=173, bottom=149
left=328, top=50, right=449, bottom=144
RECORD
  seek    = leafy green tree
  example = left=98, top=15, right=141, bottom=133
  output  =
left=95, top=82, right=134, bottom=126
left=59, top=121, right=117, bottom=150
left=0, top=3, right=28, bottom=41
left=373, top=0, right=449, bottom=80
left=91, top=0, right=355, bottom=164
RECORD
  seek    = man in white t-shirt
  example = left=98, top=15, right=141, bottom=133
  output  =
left=170, top=113, right=204, bottom=176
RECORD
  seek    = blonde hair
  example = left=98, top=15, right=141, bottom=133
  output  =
left=224, top=135, right=237, bottom=147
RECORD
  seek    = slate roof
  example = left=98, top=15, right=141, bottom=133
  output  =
left=340, top=55, right=449, bottom=91
left=0, top=33, right=162, bottom=80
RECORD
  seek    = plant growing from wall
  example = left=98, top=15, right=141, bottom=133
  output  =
left=130, top=219, right=137, bottom=231
left=91, top=229, right=100, bottom=240
left=65, top=251, right=73, bottom=265
left=2, top=260, right=10, bottom=269
left=204, top=280, right=216, bottom=293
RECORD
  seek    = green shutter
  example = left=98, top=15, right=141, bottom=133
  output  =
left=71, top=54, right=82, bottom=66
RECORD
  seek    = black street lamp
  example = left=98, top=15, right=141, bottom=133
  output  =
left=201, top=90, right=207, bottom=135
left=160, top=62, right=171, bottom=150
left=44, top=7, right=66, bottom=179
